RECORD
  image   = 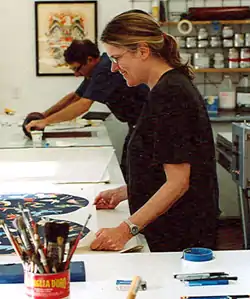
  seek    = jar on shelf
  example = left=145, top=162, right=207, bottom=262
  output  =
left=210, top=36, right=221, bottom=48
left=228, top=48, right=239, bottom=68
left=213, top=53, right=225, bottom=69
left=240, top=48, right=250, bottom=68
left=223, top=39, right=234, bottom=48
left=175, top=36, right=186, bottom=48
left=222, top=26, right=234, bottom=38
left=198, top=28, right=208, bottom=40
left=186, top=37, right=197, bottom=48
left=245, top=33, right=250, bottom=47
left=234, top=33, right=245, bottom=48
left=193, top=53, right=210, bottom=69
left=198, top=39, right=209, bottom=48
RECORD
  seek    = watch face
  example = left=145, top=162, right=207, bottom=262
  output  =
left=131, top=226, right=139, bottom=235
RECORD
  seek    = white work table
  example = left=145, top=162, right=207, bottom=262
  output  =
left=0, top=250, right=249, bottom=298
left=0, top=146, right=124, bottom=184
left=0, top=118, right=112, bottom=149
left=0, top=114, right=149, bottom=254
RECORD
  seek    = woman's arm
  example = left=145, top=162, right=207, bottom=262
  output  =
left=124, top=163, right=190, bottom=231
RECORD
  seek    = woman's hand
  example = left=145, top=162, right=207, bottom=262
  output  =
left=94, top=186, right=127, bottom=209
left=90, top=222, right=132, bottom=251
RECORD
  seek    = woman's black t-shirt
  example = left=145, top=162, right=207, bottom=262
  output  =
left=127, top=69, right=219, bottom=252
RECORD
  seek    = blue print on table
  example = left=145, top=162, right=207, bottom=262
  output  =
left=0, top=193, right=89, bottom=254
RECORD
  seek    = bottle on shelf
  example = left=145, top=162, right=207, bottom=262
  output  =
left=238, top=74, right=250, bottom=88
left=236, top=74, right=250, bottom=110
left=151, top=0, right=159, bottom=21
left=218, top=75, right=236, bottom=110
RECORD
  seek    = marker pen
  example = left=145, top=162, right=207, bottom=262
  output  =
left=186, top=279, right=229, bottom=286
left=175, top=272, right=228, bottom=280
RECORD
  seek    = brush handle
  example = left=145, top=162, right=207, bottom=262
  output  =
left=126, top=276, right=141, bottom=299
left=64, top=232, right=83, bottom=270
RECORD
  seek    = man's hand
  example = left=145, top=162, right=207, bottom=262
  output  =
left=93, top=186, right=127, bottom=210
left=25, top=119, right=48, bottom=133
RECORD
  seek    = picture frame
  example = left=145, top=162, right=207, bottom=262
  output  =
left=35, top=1, right=97, bottom=76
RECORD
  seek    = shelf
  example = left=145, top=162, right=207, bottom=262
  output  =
left=194, top=68, right=250, bottom=73
left=161, top=20, right=250, bottom=26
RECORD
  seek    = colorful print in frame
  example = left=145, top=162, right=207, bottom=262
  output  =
left=35, top=1, right=97, bottom=76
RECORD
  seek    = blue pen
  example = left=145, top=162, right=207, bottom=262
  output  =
left=186, top=279, right=229, bottom=286
left=184, top=297, right=250, bottom=299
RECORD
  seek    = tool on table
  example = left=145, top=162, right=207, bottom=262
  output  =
left=64, top=213, right=92, bottom=270
left=126, top=276, right=142, bottom=299
left=174, top=272, right=229, bottom=280
left=0, top=220, right=23, bottom=259
left=2, top=203, right=90, bottom=276
left=45, top=222, right=69, bottom=273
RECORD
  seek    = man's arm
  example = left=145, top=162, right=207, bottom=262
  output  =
left=25, top=97, right=93, bottom=132
left=43, top=92, right=80, bottom=118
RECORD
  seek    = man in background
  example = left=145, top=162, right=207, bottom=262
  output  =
left=25, top=39, right=149, bottom=180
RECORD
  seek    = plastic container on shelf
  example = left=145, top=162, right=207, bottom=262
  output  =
left=239, top=74, right=250, bottom=88
left=245, top=33, right=250, bottom=47
left=223, top=39, right=233, bottom=48
left=234, top=33, right=245, bottom=48
left=222, top=26, right=234, bottom=38
left=186, top=37, right=197, bottom=48
left=193, top=53, right=210, bottom=69
left=228, top=48, right=239, bottom=68
left=176, top=36, right=186, bottom=48
left=218, top=74, right=236, bottom=110
left=210, top=36, right=221, bottom=48
left=236, top=75, right=250, bottom=109
left=198, top=28, right=208, bottom=40
left=213, top=53, right=225, bottom=68
left=240, top=48, right=250, bottom=68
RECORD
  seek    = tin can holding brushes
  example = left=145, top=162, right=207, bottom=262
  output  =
left=25, top=270, right=70, bottom=299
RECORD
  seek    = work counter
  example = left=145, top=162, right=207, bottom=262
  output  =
left=209, top=111, right=250, bottom=123
left=0, top=250, right=249, bottom=298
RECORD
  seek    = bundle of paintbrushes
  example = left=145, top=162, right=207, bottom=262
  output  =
left=0, top=204, right=92, bottom=274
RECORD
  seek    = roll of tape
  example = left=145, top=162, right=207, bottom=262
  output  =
left=177, top=19, right=193, bottom=35
left=182, top=247, right=213, bottom=262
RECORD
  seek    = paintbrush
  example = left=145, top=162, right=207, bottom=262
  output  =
left=126, top=276, right=142, bottom=299
left=0, top=220, right=23, bottom=258
left=45, top=222, right=68, bottom=273
left=13, top=217, right=33, bottom=255
left=18, top=203, right=37, bottom=247
left=56, top=223, right=69, bottom=265
left=22, top=207, right=49, bottom=273
left=15, top=216, right=44, bottom=273
left=64, top=214, right=92, bottom=270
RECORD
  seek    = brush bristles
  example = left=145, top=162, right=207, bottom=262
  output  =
left=45, top=222, right=69, bottom=243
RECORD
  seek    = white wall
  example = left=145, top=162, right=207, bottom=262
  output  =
left=0, top=0, right=141, bottom=115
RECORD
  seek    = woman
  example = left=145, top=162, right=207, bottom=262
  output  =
left=90, top=11, right=219, bottom=252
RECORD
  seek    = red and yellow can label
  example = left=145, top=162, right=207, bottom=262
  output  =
left=25, top=270, right=70, bottom=299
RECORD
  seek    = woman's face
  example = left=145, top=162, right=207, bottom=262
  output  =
left=104, top=43, right=146, bottom=87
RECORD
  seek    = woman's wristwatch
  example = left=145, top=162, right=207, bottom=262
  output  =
left=124, top=219, right=140, bottom=236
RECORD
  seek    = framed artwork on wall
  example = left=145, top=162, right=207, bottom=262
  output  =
left=35, top=1, right=97, bottom=76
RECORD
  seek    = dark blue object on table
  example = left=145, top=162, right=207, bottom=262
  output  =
left=0, top=261, right=85, bottom=284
